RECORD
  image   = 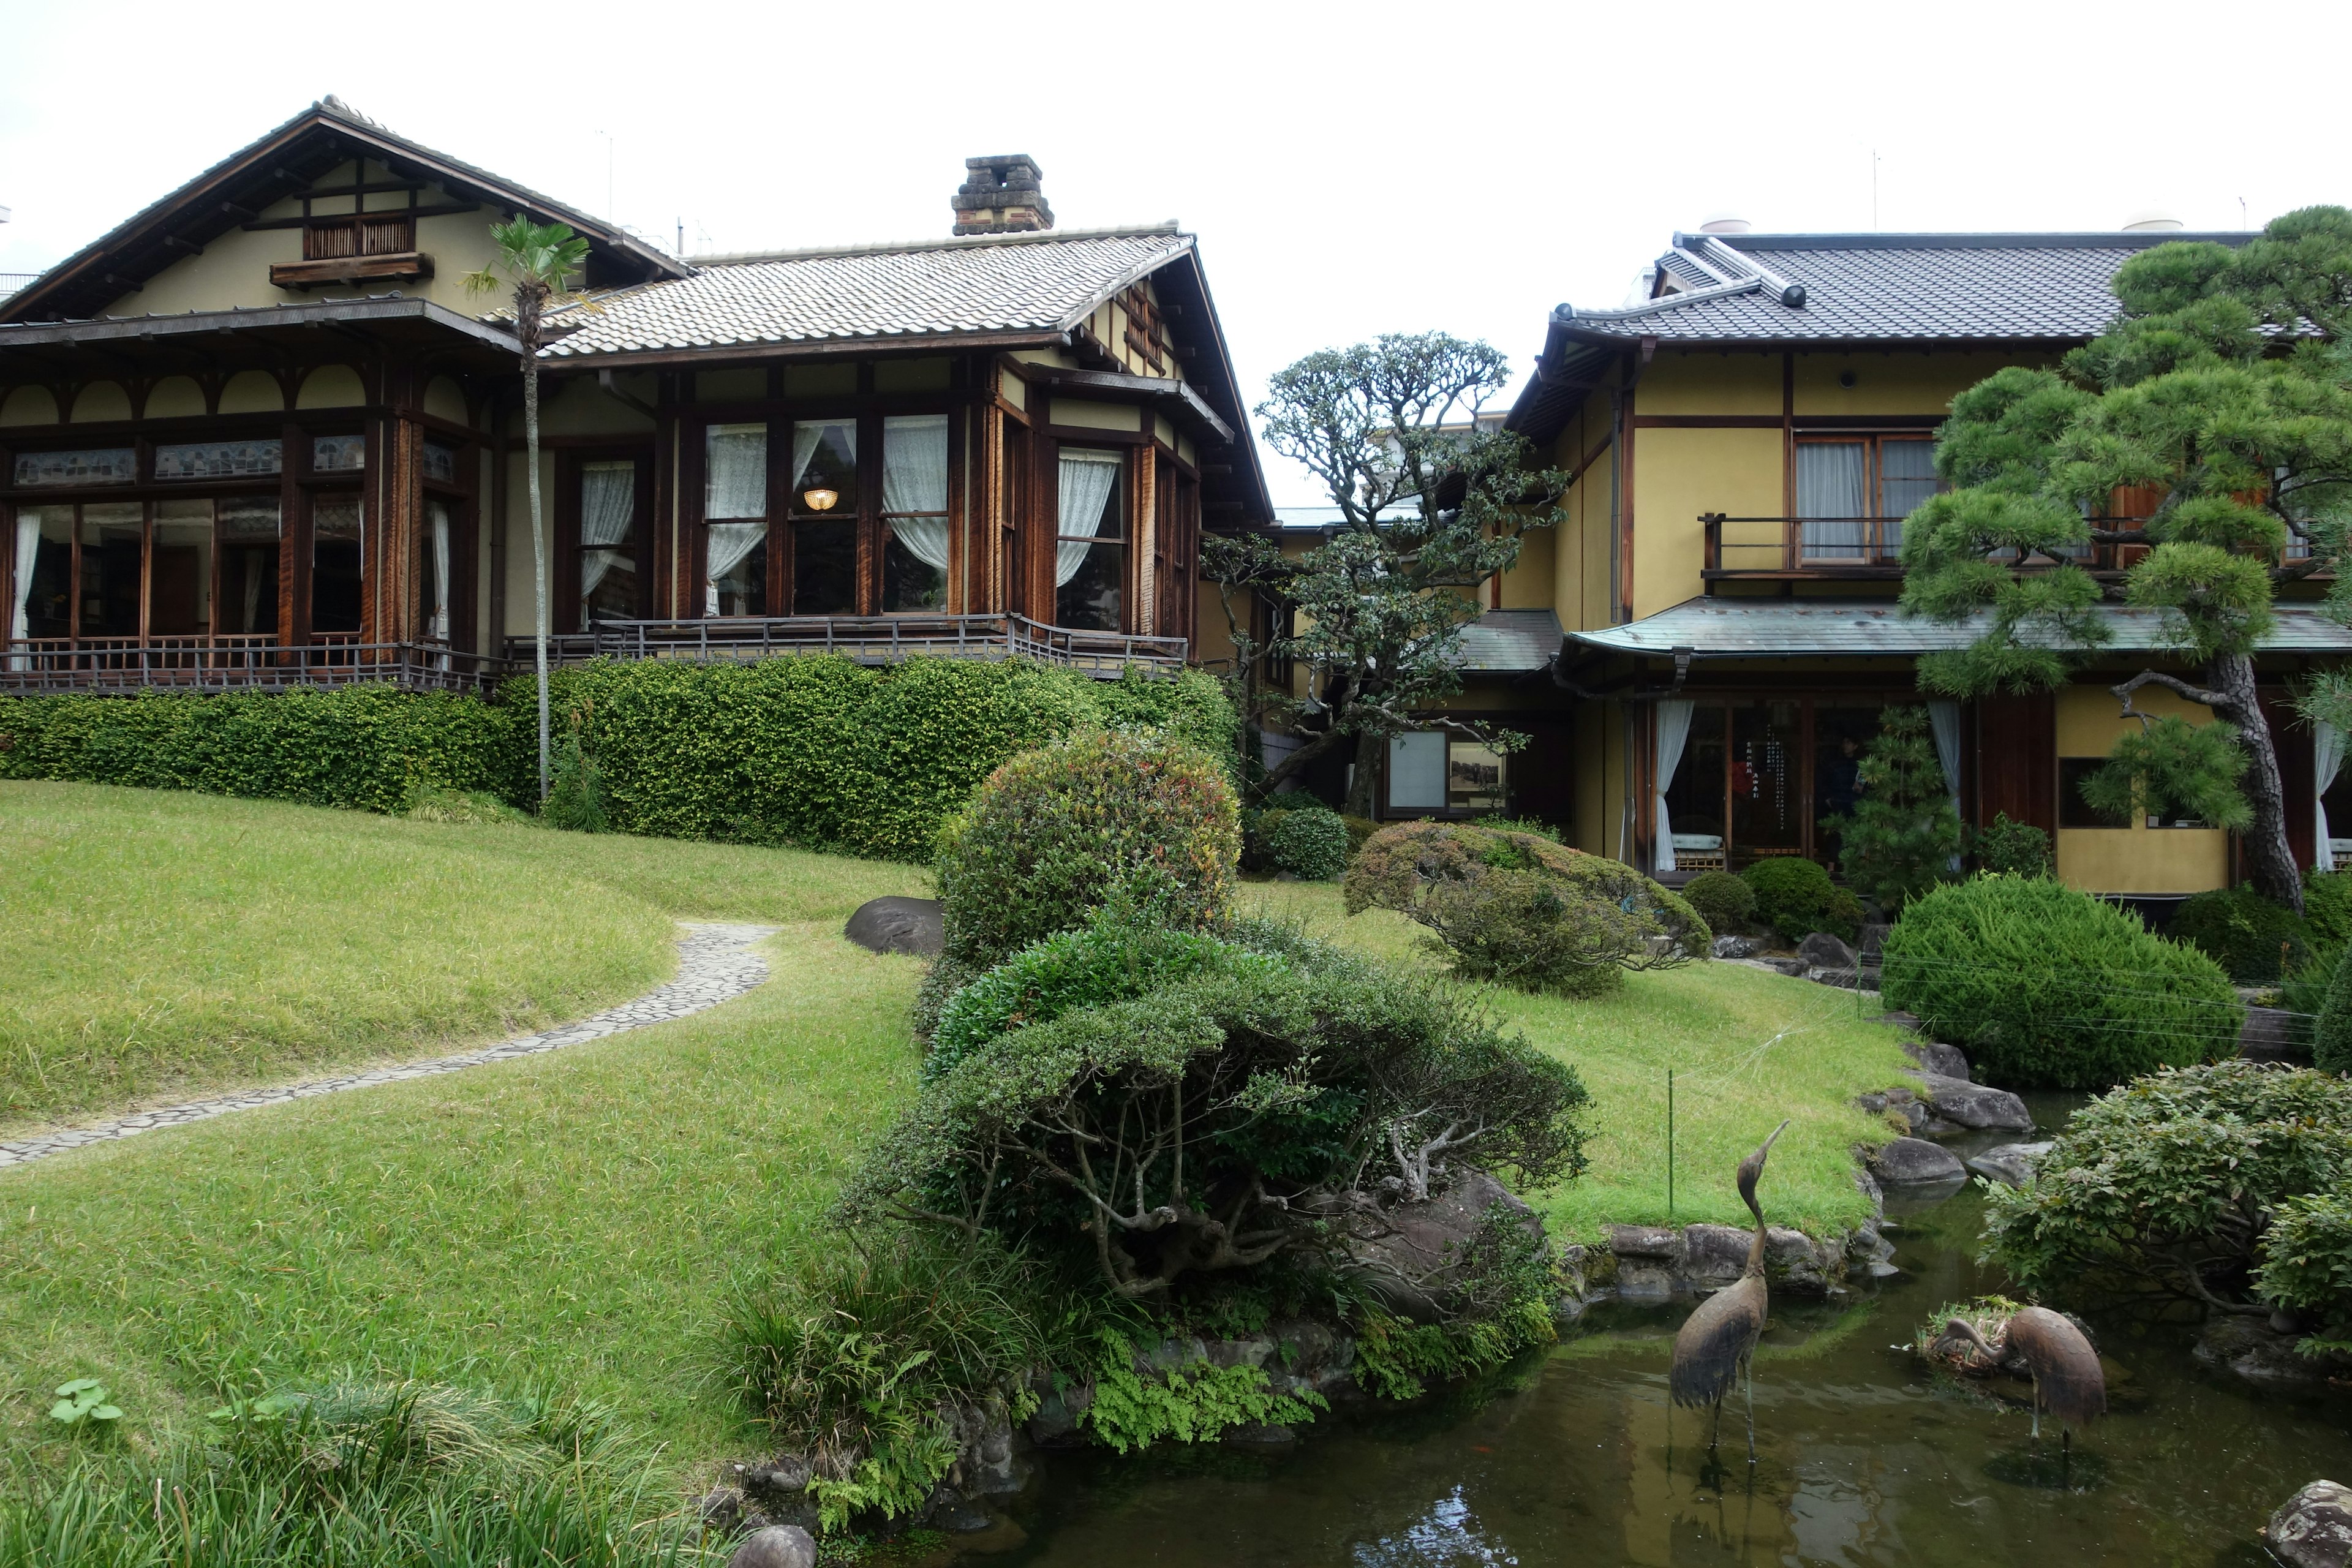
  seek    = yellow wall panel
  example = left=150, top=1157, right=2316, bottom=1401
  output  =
left=0, top=385, right=59, bottom=426
left=295, top=364, right=365, bottom=409
left=146, top=376, right=207, bottom=419
left=70, top=382, right=133, bottom=423
left=217, top=371, right=284, bottom=415
left=1630, top=426, right=1782, bottom=619
left=1636, top=349, right=1780, bottom=415
left=1790, top=349, right=2044, bottom=417
left=2053, top=682, right=2229, bottom=894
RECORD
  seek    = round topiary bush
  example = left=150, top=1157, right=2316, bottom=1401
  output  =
left=1346, top=820, right=1707, bottom=996
left=1739, top=856, right=1861, bottom=944
left=1681, top=870, right=1755, bottom=938
left=934, top=728, right=1240, bottom=970
left=1262, top=805, right=1352, bottom=880
left=2169, top=883, right=2312, bottom=982
left=1880, top=874, right=2241, bottom=1089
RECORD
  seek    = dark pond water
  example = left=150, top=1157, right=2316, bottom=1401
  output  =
left=957, top=1098, right=2352, bottom=1567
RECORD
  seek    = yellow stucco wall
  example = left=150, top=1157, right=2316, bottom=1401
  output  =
left=217, top=370, right=284, bottom=415
left=1, top=385, right=60, bottom=426
left=71, top=382, right=133, bottom=423
left=2053, top=682, right=2230, bottom=894
left=1547, top=391, right=1616, bottom=632
left=1499, top=524, right=1555, bottom=610
left=1789, top=349, right=2032, bottom=416
left=1051, top=398, right=1141, bottom=432
left=1630, top=426, right=1781, bottom=619
left=1635, top=350, right=1780, bottom=416
left=147, top=376, right=207, bottom=419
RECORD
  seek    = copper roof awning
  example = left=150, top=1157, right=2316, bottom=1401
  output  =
left=1567, top=599, right=2352, bottom=660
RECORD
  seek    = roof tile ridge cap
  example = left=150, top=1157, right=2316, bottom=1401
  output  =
left=1557, top=274, right=1765, bottom=325
left=690, top=222, right=1186, bottom=268
left=1689, top=234, right=1806, bottom=308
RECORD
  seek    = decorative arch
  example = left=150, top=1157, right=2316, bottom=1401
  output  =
left=218, top=369, right=285, bottom=415
left=70, top=382, right=134, bottom=423
left=146, top=375, right=208, bottom=419
left=0, top=385, right=61, bottom=426
left=296, top=363, right=368, bottom=409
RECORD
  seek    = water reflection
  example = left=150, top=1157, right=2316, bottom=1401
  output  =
left=974, top=1109, right=2348, bottom=1567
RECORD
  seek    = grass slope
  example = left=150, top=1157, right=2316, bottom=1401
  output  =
left=1242, top=882, right=1910, bottom=1237
left=0, top=919, right=923, bottom=1469
left=0, top=782, right=924, bottom=1133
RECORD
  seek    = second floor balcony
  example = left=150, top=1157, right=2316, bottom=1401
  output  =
left=1697, top=513, right=2250, bottom=587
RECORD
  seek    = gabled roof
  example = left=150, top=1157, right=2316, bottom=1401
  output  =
left=1567, top=598, right=2352, bottom=659
left=2, top=96, right=687, bottom=325
left=540, top=225, right=1191, bottom=358
left=1509, top=228, right=2256, bottom=445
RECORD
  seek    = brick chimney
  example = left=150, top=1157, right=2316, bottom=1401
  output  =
left=952, top=155, right=1054, bottom=236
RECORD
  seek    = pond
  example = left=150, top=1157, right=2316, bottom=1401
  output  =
left=960, top=1098, right=2352, bottom=1566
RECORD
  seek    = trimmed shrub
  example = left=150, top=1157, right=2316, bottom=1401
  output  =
left=1880, top=875, right=2241, bottom=1088
left=1821, top=706, right=1962, bottom=912
left=1263, top=804, right=1351, bottom=880
left=1346, top=820, right=1708, bottom=996
left=1470, top=816, right=1563, bottom=842
left=2254, top=1191, right=2352, bottom=1352
left=0, top=687, right=515, bottom=813
left=1681, top=870, right=1755, bottom=937
left=1982, top=1061, right=2352, bottom=1330
left=934, top=728, right=1240, bottom=970
left=2316, top=942, right=2352, bottom=1074
left=2170, top=883, right=2312, bottom=982
left=927, top=915, right=1281, bottom=1082
left=2305, top=869, right=2352, bottom=951
left=1739, top=856, right=1861, bottom=944
left=1973, top=812, right=2054, bottom=878
left=1340, top=813, right=1379, bottom=856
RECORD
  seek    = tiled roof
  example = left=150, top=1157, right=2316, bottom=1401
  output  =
left=1454, top=609, right=1566, bottom=673
left=540, top=225, right=1191, bottom=358
left=1562, top=230, right=2256, bottom=346
left=1568, top=599, right=2352, bottom=658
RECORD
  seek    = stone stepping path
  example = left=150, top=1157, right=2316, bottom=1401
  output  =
left=0, top=921, right=780, bottom=1172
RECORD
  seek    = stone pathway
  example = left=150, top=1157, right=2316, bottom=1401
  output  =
left=0, top=921, right=781, bottom=1172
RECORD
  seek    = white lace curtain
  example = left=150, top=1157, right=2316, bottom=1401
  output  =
left=790, top=421, right=837, bottom=508
left=1927, top=699, right=1965, bottom=870
left=1056, top=450, right=1121, bottom=587
left=428, top=500, right=451, bottom=641
left=1798, top=442, right=1868, bottom=559
left=9, top=511, right=39, bottom=669
left=1654, top=698, right=1695, bottom=873
left=579, top=461, right=635, bottom=601
left=2318, top=722, right=2347, bottom=870
left=704, top=524, right=766, bottom=616
left=883, top=415, right=950, bottom=572
left=706, top=424, right=767, bottom=519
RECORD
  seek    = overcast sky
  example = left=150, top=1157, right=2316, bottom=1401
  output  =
left=2, top=0, right=2345, bottom=505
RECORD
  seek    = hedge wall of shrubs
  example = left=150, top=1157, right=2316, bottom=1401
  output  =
left=511, top=656, right=1237, bottom=862
left=0, top=687, right=516, bottom=814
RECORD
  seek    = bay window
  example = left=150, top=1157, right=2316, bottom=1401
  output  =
left=704, top=423, right=768, bottom=617
left=788, top=420, right=858, bottom=615
left=881, top=415, right=949, bottom=612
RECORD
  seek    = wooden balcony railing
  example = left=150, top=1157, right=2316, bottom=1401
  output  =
left=1, top=636, right=499, bottom=695
left=508, top=614, right=1188, bottom=679
left=1693, top=513, right=2258, bottom=583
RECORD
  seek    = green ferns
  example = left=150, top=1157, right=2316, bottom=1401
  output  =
left=1081, top=1330, right=1329, bottom=1453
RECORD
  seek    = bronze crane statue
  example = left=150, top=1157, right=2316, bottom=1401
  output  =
left=1669, top=1119, right=1790, bottom=1464
left=1934, top=1307, right=2106, bottom=1451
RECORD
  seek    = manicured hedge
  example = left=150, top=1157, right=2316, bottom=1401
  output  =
left=0, top=687, right=516, bottom=814
left=514, top=656, right=1237, bottom=862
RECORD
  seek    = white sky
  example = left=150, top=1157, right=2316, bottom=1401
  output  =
left=2, top=0, right=2346, bottom=506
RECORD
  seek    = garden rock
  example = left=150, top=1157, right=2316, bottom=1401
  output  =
left=1223, top=1423, right=1298, bottom=1445
left=1024, top=1379, right=1093, bottom=1445
left=1857, top=921, right=1890, bottom=959
left=1679, top=1223, right=1751, bottom=1286
left=726, top=1525, right=818, bottom=1568
left=1798, top=932, right=1858, bottom=970
left=1901, top=1039, right=1972, bottom=1081
left=1806, top=965, right=1861, bottom=989
left=2269, top=1480, right=2352, bottom=1568
left=1964, top=1141, right=2054, bottom=1188
left=1915, top=1073, right=2032, bottom=1131
left=2241, top=1005, right=2310, bottom=1065
left=1761, top=956, right=1809, bottom=976
left=1869, top=1136, right=1966, bottom=1184
left=844, top=897, right=944, bottom=957
left=734, top=1458, right=810, bottom=1504
left=1340, top=1167, right=1544, bottom=1323
left=698, top=1488, right=747, bottom=1536
left=2196, top=1314, right=2346, bottom=1393
left=948, top=1400, right=1023, bottom=1496
left=1713, top=934, right=1767, bottom=959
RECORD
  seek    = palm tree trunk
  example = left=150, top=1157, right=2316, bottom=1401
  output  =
left=525, top=359, right=549, bottom=802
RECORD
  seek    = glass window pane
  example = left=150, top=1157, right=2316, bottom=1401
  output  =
left=423, top=440, right=460, bottom=485
left=1730, top=702, right=1802, bottom=856
left=1447, top=741, right=1507, bottom=813
left=1055, top=540, right=1121, bottom=630
left=18, top=510, right=74, bottom=638
left=1388, top=733, right=1446, bottom=812
left=312, top=434, right=366, bottom=473
left=156, top=439, right=281, bottom=480
left=706, top=521, right=767, bottom=616
left=78, top=503, right=143, bottom=636
left=788, top=420, right=858, bottom=517
left=153, top=500, right=213, bottom=635
left=706, top=424, right=768, bottom=519
left=582, top=461, right=638, bottom=627
left=793, top=520, right=856, bottom=614
left=15, top=448, right=135, bottom=486
left=312, top=498, right=364, bottom=633
left=422, top=500, right=451, bottom=641
left=881, top=415, right=949, bottom=514
left=219, top=498, right=282, bottom=541
left=883, top=532, right=946, bottom=612
left=1798, top=442, right=1868, bottom=559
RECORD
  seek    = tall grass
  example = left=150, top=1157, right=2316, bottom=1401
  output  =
left=0, top=1380, right=713, bottom=1568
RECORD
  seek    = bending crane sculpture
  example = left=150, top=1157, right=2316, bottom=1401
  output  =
left=1934, top=1308, right=2106, bottom=1449
left=1669, top=1120, right=1790, bottom=1464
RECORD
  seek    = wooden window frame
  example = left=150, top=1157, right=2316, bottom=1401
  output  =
left=1792, top=431, right=1942, bottom=561
left=560, top=448, right=654, bottom=631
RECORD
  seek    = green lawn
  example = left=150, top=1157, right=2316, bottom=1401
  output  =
left=1241, top=881, right=1912, bottom=1238
left=0, top=782, right=927, bottom=1134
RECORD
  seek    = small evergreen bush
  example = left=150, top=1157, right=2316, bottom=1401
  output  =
left=1880, top=875, right=2241, bottom=1088
left=1347, top=820, right=1707, bottom=995
left=1681, top=870, right=1755, bottom=937
left=933, top=728, right=1240, bottom=971
left=540, top=732, right=609, bottom=833
left=2316, top=943, right=2352, bottom=1074
left=2305, top=869, right=2352, bottom=951
left=1822, top=706, right=1962, bottom=911
left=1740, top=856, right=1861, bottom=944
left=1262, top=804, right=1352, bottom=880
left=2170, top=884, right=2312, bottom=982
left=1973, top=812, right=2054, bottom=878
left=2254, top=1191, right=2352, bottom=1353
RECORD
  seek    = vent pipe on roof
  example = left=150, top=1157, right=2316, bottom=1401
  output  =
left=952, top=156, right=1054, bottom=236
left=2122, top=211, right=2185, bottom=232
left=1698, top=214, right=1752, bottom=235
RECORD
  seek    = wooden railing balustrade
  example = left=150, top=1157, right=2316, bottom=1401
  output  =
left=509, top=613, right=1188, bottom=679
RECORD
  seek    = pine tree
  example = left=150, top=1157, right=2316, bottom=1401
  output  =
left=1825, top=706, right=1962, bottom=913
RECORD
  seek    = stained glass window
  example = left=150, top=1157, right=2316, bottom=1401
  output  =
left=312, top=434, right=366, bottom=473
left=156, top=439, right=281, bottom=480
left=13, top=448, right=135, bottom=486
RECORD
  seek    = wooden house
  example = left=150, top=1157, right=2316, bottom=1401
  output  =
left=0, top=98, right=1271, bottom=696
